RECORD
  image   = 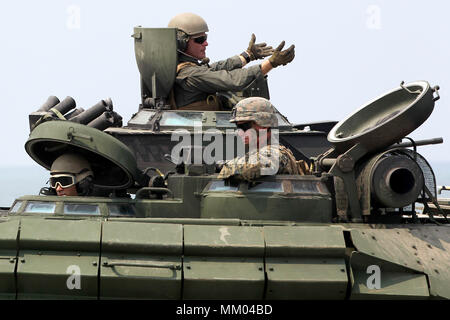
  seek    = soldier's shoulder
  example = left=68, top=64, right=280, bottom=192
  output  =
left=177, top=62, right=200, bottom=74
left=279, top=144, right=295, bottom=156
left=255, top=145, right=282, bottom=159
left=261, top=144, right=285, bottom=152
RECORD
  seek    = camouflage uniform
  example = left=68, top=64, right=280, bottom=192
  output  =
left=218, top=97, right=300, bottom=181
left=174, top=53, right=264, bottom=108
left=218, top=144, right=299, bottom=181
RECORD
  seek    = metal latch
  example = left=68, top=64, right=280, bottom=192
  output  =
left=0, top=257, right=16, bottom=263
left=131, top=32, right=142, bottom=40
left=400, top=81, right=422, bottom=94
left=67, top=127, right=93, bottom=142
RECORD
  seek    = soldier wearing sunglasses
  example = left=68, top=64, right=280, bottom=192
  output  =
left=218, top=97, right=304, bottom=182
left=49, top=153, right=94, bottom=196
left=168, top=13, right=296, bottom=110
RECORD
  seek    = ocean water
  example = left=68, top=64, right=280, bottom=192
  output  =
left=1, top=162, right=450, bottom=208
left=0, top=166, right=49, bottom=208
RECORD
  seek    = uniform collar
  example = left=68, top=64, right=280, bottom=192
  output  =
left=178, top=51, right=202, bottom=65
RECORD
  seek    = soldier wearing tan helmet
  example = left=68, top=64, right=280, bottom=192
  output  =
left=218, top=97, right=307, bottom=182
left=50, top=153, right=94, bottom=196
left=168, top=13, right=295, bottom=110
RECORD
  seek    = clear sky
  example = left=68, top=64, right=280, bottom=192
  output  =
left=0, top=0, right=449, bottom=167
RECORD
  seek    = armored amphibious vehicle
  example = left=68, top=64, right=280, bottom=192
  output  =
left=0, top=28, right=449, bottom=300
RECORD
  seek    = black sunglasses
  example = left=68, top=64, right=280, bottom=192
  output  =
left=236, top=122, right=253, bottom=131
left=193, top=35, right=207, bottom=44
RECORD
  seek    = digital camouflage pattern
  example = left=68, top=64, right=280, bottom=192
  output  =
left=230, top=97, right=278, bottom=127
left=218, top=144, right=300, bottom=181
left=219, top=97, right=306, bottom=181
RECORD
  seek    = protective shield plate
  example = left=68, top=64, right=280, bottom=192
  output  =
left=25, top=120, right=142, bottom=189
left=133, top=27, right=178, bottom=99
left=328, top=81, right=436, bottom=153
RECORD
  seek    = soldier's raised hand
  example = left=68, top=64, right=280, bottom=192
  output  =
left=246, top=34, right=274, bottom=61
left=269, top=41, right=295, bottom=67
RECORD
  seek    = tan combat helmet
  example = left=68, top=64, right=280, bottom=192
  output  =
left=230, top=97, right=278, bottom=128
left=168, top=12, right=209, bottom=36
left=50, top=153, right=94, bottom=182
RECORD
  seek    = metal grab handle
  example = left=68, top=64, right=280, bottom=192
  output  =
left=102, top=260, right=181, bottom=270
left=135, top=187, right=174, bottom=199
left=391, top=137, right=443, bottom=149
left=438, top=185, right=450, bottom=195
left=400, top=81, right=422, bottom=94
left=432, top=85, right=440, bottom=102
left=0, top=257, right=15, bottom=262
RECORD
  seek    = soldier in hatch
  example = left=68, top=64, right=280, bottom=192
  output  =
left=49, top=153, right=94, bottom=196
left=168, top=12, right=295, bottom=110
left=218, top=97, right=308, bottom=182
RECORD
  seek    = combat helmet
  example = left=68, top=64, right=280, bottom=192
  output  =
left=168, top=12, right=209, bottom=36
left=230, top=97, right=278, bottom=128
left=50, top=153, right=94, bottom=183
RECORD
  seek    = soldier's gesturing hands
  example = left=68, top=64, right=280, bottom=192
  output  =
left=246, top=34, right=274, bottom=61
left=269, top=41, right=295, bottom=67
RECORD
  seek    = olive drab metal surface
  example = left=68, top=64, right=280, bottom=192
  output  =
left=328, top=81, right=439, bottom=153
left=2, top=215, right=450, bottom=299
left=200, top=176, right=333, bottom=222
left=16, top=219, right=101, bottom=299
left=0, top=220, right=19, bottom=299
left=183, top=225, right=265, bottom=299
left=100, top=221, right=182, bottom=299
left=133, top=28, right=178, bottom=100
left=25, top=120, right=142, bottom=189
left=264, top=226, right=347, bottom=299
left=348, top=227, right=450, bottom=299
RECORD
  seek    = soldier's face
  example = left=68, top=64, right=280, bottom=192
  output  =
left=237, top=121, right=270, bottom=147
left=185, top=33, right=208, bottom=60
left=55, top=184, right=78, bottom=196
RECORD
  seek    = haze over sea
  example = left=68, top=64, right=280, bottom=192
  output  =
left=1, top=162, right=449, bottom=208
